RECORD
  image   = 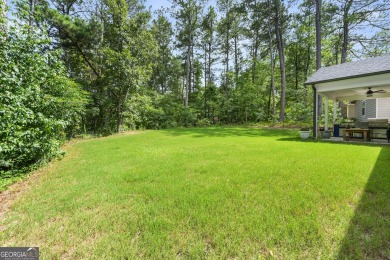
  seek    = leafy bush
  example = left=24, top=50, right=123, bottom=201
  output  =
left=125, top=94, right=172, bottom=130
left=176, top=107, right=197, bottom=127
left=124, top=93, right=198, bottom=129
left=196, top=118, right=211, bottom=127
left=0, top=29, right=88, bottom=173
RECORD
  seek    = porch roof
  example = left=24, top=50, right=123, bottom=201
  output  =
left=305, top=55, right=390, bottom=85
left=304, top=55, right=390, bottom=101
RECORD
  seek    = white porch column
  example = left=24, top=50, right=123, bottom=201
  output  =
left=313, top=86, right=318, bottom=139
left=324, top=97, right=329, bottom=131
left=333, top=100, right=337, bottom=123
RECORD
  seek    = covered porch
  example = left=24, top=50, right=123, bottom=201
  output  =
left=305, top=55, right=390, bottom=141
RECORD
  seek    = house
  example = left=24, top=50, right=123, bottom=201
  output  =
left=346, top=98, right=390, bottom=122
left=305, top=55, right=390, bottom=139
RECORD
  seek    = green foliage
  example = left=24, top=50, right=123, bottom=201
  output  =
left=101, top=5, right=158, bottom=132
left=8, top=0, right=387, bottom=137
left=124, top=93, right=198, bottom=129
left=0, top=28, right=88, bottom=173
left=150, top=14, right=174, bottom=94
left=195, top=118, right=211, bottom=127
left=125, top=94, right=170, bottom=130
left=299, top=122, right=311, bottom=131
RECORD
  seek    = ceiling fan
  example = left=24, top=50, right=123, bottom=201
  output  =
left=366, top=87, right=386, bottom=97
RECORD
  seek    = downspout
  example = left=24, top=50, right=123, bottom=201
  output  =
left=312, top=85, right=318, bottom=139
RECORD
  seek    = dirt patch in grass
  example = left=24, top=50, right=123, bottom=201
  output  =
left=119, top=130, right=142, bottom=136
left=0, top=139, right=81, bottom=225
left=0, top=168, right=45, bottom=227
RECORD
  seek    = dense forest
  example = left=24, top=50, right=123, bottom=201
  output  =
left=1, top=0, right=390, bottom=173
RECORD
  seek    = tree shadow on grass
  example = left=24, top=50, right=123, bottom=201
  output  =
left=277, top=137, right=308, bottom=142
left=337, top=147, right=390, bottom=259
left=277, top=137, right=390, bottom=148
left=160, top=127, right=296, bottom=138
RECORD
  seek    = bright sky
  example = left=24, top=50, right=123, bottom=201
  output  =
left=145, top=0, right=218, bottom=15
left=145, top=0, right=172, bottom=13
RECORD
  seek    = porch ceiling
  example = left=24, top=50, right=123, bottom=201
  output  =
left=315, top=73, right=390, bottom=101
left=319, top=85, right=390, bottom=101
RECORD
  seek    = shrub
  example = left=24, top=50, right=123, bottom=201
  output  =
left=0, top=29, right=88, bottom=173
left=196, top=118, right=211, bottom=127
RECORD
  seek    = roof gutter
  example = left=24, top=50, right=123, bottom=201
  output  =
left=304, top=70, right=390, bottom=86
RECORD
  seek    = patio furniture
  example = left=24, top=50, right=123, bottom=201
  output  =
left=333, top=124, right=340, bottom=137
left=343, top=129, right=371, bottom=142
left=368, top=118, right=389, bottom=140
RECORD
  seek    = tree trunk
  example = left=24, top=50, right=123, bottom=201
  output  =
left=117, top=102, right=122, bottom=133
left=341, top=1, right=352, bottom=64
left=234, top=34, right=239, bottom=84
left=185, top=43, right=190, bottom=107
left=208, top=41, right=212, bottom=84
left=316, top=0, right=322, bottom=71
left=29, top=0, right=35, bottom=28
left=267, top=82, right=271, bottom=119
left=204, top=43, right=207, bottom=118
left=304, top=43, right=311, bottom=81
left=182, top=73, right=185, bottom=103
left=316, top=0, right=323, bottom=116
left=252, top=33, right=259, bottom=84
left=225, top=28, right=229, bottom=95
left=341, top=20, right=349, bottom=63
left=335, top=33, right=341, bottom=64
left=162, top=53, right=166, bottom=94
left=294, top=44, right=298, bottom=90
left=271, top=54, right=276, bottom=120
left=340, top=1, right=352, bottom=116
left=267, top=0, right=276, bottom=120
left=189, top=44, right=194, bottom=97
left=274, top=0, right=286, bottom=122
left=204, top=43, right=207, bottom=89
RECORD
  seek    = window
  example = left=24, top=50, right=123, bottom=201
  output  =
left=362, top=100, right=366, bottom=116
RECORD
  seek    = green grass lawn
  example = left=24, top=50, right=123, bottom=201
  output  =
left=0, top=127, right=389, bottom=259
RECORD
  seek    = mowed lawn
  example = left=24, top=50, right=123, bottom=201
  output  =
left=0, top=127, right=389, bottom=259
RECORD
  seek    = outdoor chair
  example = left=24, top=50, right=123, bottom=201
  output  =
left=387, top=128, right=390, bottom=143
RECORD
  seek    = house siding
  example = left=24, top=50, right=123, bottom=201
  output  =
left=377, top=97, right=390, bottom=119
left=347, top=104, right=356, bottom=118
left=356, top=99, right=376, bottom=122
